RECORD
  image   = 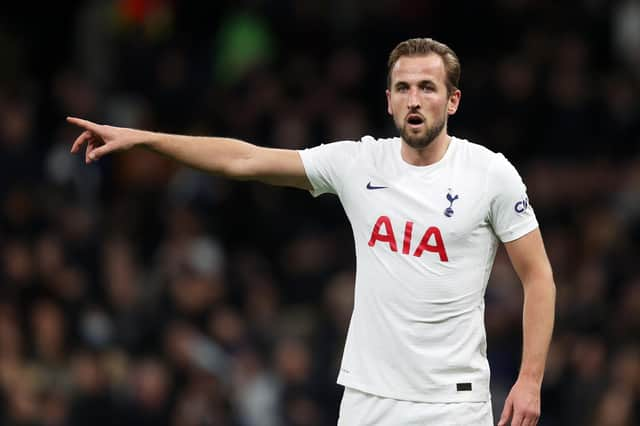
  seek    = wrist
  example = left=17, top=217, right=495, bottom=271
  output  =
left=137, top=129, right=158, bottom=148
left=516, top=371, right=543, bottom=389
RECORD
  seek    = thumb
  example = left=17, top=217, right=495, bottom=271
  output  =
left=88, top=144, right=113, bottom=161
left=497, top=396, right=513, bottom=426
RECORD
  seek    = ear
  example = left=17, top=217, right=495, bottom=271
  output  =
left=386, top=89, right=393, bottom=116
left=447, top=89, right=461, bottom=115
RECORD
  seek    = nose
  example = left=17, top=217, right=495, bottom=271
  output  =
left=407, top=87, right=420, bottom=110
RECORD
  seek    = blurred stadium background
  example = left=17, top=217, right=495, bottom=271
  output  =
left=1, top=0, right=639, bottom=425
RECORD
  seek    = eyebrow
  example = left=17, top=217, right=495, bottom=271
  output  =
left=393, top=79, right=437, bottom=89
left=419, top=80, right=436, bottom=87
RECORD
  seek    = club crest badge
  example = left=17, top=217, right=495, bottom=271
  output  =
left=444, top=190, right=459, bottom=218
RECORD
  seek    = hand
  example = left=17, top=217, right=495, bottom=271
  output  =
left=68, top=117, right=142, bottom=164
left=497, top=378, right=541, bottom=426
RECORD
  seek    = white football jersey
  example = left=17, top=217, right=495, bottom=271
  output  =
left=298, top=136, right=538, bottom=403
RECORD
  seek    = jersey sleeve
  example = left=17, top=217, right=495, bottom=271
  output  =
left=488, top=153, right=539, bottom=242
left=298, top=140, right=362, bottom=197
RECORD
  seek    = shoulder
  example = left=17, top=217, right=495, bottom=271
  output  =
left=360, top=135, right=396, bottom=144
left=453, top=137, right=501, bottom=162
left=359, top=135, right=399, bottom=155
left=360, top=135, right=398, bottom=148
left=321, top=135, right=397, bottom=157
left=450, top=138, right=526, bottom=197
left=299, top=135, right=394, bottom=169
left=451, top=137, right=509, bottom=175
left=307, top=135, right=390, bottom=150
left=458, top=140, right=528, bottom=195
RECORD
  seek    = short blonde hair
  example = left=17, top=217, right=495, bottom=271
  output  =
left=387, top=38, right=461, bottom=95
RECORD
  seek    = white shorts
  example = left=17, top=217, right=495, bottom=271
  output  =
left=337, top=387, right=494, bottom=426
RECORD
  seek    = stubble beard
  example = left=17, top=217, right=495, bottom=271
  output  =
left=399, top=114, right=446, bottom=150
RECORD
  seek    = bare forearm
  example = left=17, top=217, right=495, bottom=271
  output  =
left=140, top=131, right=258, bottom=178
left=519, top=276, right=556, bottom=386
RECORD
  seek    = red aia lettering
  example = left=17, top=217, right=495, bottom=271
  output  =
left=367, top=215, right=397, bottom=251
left=368, top=216, right=448, bottom=262
left=413, top=227, right=448, bottom=261
left=402, top=221, right=413, bottom=254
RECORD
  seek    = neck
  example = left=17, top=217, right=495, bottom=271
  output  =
left=401, top=131, right=452, bottom=166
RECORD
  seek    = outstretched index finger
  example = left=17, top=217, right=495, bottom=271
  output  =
left=66, top=116, right=101, bottom=132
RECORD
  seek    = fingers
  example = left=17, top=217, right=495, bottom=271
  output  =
left=85, top=138, right=97, bottom=163
left=503, top=408, right=538, bottom=426
left=69, top=117, right=104, bottom=158
left=497, top=398, right=513, bottom=426
left=521, top=413, right=539, bottom=426
left=510, top=411, right=525, bottom=426
left=71, top=130, right=93, bottom=153
left=68, top=117, right=111, bottom=163
left=86, top=144, right=112, bottom=163
left=67, top=116, right=101, bottom=132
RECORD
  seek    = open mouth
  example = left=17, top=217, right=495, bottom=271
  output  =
left=407, top=114, right=425, bottom=127
left=406, top=114, right=425, bottom=127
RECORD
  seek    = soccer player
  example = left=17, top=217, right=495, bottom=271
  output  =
left=69, top=38, right=555, bottom=426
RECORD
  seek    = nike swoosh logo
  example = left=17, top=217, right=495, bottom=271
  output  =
left=366, top=182, right=388, bottom=190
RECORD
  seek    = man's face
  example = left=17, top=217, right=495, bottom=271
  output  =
left=386, top=54, right=460, bottom=149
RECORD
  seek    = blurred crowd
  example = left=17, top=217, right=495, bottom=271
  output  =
left=1, top=0, right=640, bottom=425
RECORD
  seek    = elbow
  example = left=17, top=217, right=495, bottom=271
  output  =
left=226, top=145, right=266, bottom=180
left=543, top=262, right=555, bottom=286
left=541, top=267, right=556, bottom=306
left=540, top=264, right=556, bottom=296
left=522, top=263, right=556, bottom=296
left=547, top=265, right=556, bottom=294
left=224, top=156, right=256, bottom=180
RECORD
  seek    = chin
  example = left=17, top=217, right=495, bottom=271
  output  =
left=400, top=118, right=446, bottom=149
left=400, top=127, right=431, bottom=149
left=403, top=134, right=435, bottom=149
